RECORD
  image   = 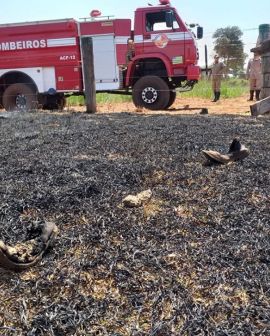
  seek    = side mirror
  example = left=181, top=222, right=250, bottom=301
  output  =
left=197, top=26, right=203, bottom=39
left=165, top=11, right=174, bottom=28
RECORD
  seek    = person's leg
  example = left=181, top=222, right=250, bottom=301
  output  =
left=211, top=93, right=218, bottom=102
left=248, top=79, right=256, bottom=100
left=255, top=78, right=261, bottom=101
left=211, top=79, right=217, bottom=102
left=248, top=90, right=254, bottom=101
left=215, top=78, right=221, bottom=101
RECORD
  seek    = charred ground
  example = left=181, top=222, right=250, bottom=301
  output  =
left=0, top=111, right=269, bottom=335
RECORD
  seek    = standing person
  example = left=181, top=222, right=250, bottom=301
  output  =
left=126, top=38, right=135, bottom=64
left=209, top=55, right=225, bottom=102
left=246, top=53, right=262, bottom=101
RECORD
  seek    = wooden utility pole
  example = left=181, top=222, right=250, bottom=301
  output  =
left=81, top=37, right=96, bottom=113
left=250, top=24, right=270, bottom=116
left=205, top=45, right=209, bottom=76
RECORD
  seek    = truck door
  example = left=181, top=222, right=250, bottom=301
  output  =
left=91, top=35, right=120, bottom=90
left=142, top=9, right=187, bottom=68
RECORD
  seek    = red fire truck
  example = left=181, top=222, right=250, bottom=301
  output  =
left=0, top=0, right=203, bottom=111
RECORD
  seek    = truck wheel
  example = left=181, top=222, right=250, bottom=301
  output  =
left=132, top=76, right=170, bottom=110
left=3, top=83, right=37, bottom=111
left=166, top=91, right=177, bottom=109
left=58, top=96, right=67, bottom=110
left=42, top=95, right=66, bottom=111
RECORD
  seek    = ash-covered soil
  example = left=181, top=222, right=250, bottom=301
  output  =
left=0, top=111, right=269, bottom=336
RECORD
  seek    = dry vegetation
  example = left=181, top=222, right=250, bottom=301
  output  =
left=0, top=104, right=269, bottom=335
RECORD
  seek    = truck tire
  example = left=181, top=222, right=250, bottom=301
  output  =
left=166, top=91, right=177, bottom=109
left=3, top=83, right=37, bottom=111
left=132, top=76, right=170, bottom=110
left=42, top=95, right=66, bottom=111
left=58, top=96, right=67, bottom=110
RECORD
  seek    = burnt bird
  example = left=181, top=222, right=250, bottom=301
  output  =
left=202, top=138, right=249, bottom=165
left=0, top=221, right=58, bottom=271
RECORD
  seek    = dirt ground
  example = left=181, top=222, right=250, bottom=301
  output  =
left=0, top=95, right=256, bottom=116
left=75, top=95, right=254, bottom=115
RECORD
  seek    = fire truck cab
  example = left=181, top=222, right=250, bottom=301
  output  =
left=129, top=2, right=202, bottom=109
left=0, top=0, right=203, bottom=111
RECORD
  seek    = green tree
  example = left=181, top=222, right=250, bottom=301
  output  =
left=212, top=26, right=247, bottom=76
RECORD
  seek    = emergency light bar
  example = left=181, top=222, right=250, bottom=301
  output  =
left=90, top=10, right=102, bottom=18
left=159, top=0, right=170, bottom=5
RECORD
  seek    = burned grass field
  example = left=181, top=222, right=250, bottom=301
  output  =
left=0, top=111, right=269, bottom=335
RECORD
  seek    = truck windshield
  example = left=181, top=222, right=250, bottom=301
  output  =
left=145, top=10, right=180, bottom=32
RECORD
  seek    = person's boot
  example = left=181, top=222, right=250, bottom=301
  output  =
left=255, top=90, right=261, bottom=101
left=247, top=90, right=254, bottom=101
left=211, top=91, right=217, bottom=102
left=216, top=91, right=221, bottom=101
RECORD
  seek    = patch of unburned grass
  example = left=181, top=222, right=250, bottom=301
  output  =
left=66, top=78, right=249, bottom=106
left=67, top=93, right=132, bottom=106
left=182, top=78, right=249, bottom=99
